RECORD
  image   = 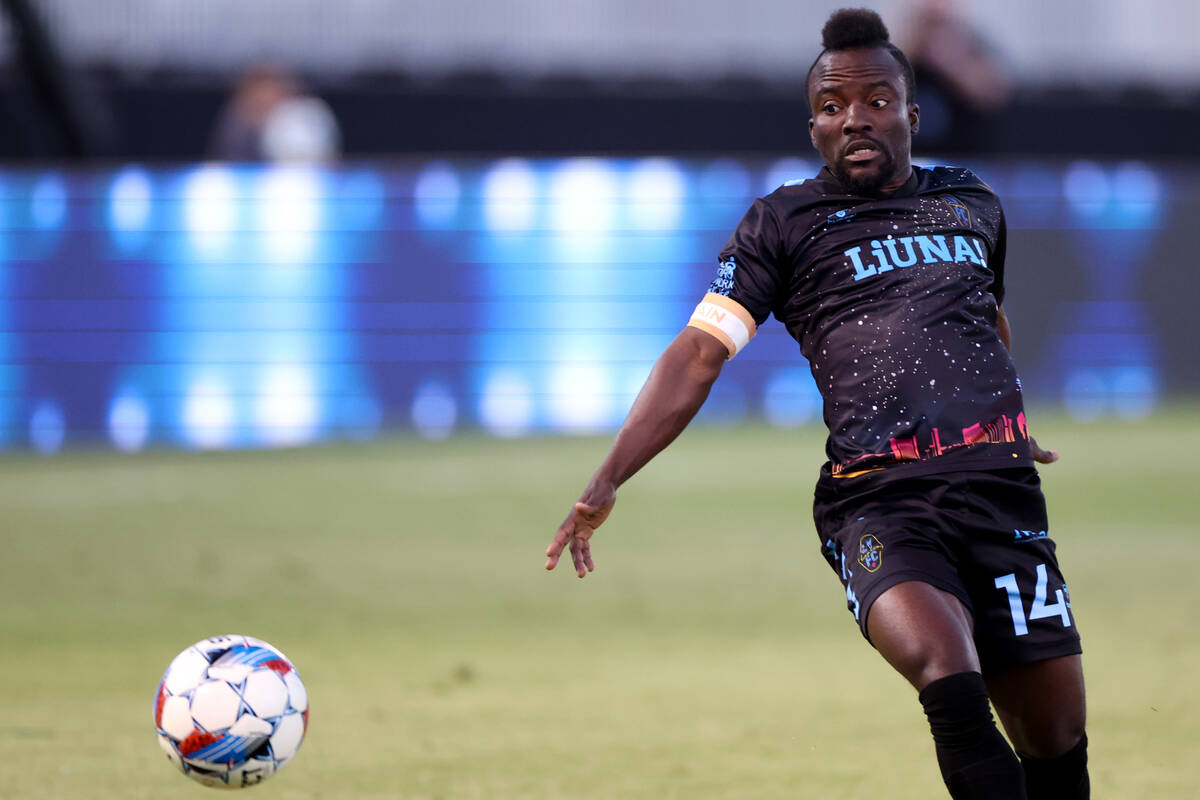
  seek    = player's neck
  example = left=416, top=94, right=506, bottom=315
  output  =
left=820, top=165, right=916, bottom=198
left=877, top=166, right=916, bottom=196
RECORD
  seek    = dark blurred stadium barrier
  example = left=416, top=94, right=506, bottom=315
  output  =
left=2, top=156, right=1195, bottom=453
left=2, top=78, right=1197, bottom=161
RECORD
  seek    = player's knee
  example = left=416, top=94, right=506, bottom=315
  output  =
left=992, top=656, right=1087, bottom=758
left=1017, top=717, right=1086, bottom=760
left=879, top=638, right=974, bottom=689
left=870, top=613, right=979, bottom=689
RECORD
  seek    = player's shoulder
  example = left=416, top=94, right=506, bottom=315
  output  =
left=757, top=172, right=843, bottom=215
left=915, top=164, right=997, bottom=198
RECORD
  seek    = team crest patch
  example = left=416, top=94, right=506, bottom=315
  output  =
left=942, top=194, right=972, bottom=227
left=858, top=533, right=884, bottom=573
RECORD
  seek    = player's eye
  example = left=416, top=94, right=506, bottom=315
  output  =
left=871, top=98, right=889, bottom=108
left=822, top=102, right=840, bottom=114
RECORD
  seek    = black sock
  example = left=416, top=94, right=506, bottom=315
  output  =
left=1020, top=733, right=1089, bottom=799
left=919, top=671, right=1026, bottom=800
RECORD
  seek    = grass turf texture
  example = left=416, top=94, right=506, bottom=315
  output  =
left=0, top=411, right=1196, bottom=798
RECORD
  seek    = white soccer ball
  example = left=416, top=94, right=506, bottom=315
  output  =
left=154, top=635, right=309, bottom=789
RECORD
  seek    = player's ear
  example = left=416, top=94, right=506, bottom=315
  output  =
left=808, top=117, right=817, bottom=147
left=909, top=103, right=920, bottom=135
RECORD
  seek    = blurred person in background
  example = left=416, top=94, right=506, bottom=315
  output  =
left=900, top=0, right=1013, bottom=152
left=209, top=64, right=341, bottom=162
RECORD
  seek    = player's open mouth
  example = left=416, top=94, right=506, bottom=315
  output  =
left=843, top=141, right=880, bottom=163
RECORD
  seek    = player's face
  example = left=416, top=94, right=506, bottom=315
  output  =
left=808, top=47, right=919, bottom=196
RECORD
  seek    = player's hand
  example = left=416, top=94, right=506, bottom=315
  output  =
left=1030, top=436, right=1059, bottom=464
left=545, top=493, right=615, bottom=578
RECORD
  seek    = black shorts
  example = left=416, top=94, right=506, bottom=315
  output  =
left=813, top=467, right=1082, bottom=674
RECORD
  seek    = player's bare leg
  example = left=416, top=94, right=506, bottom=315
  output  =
left=867, top=581, right=1026, bottom=799
left=867, top=581, right=978, bottom=689
left=986, top=655, right=1089, bottom=798
left=985, top=655, right=1085, bottom=756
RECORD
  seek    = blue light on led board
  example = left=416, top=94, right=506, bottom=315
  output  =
left=31, top=173, right=67, bottom=232
left=0, top=157, right=1181, bottom=452
left=108, top=167, right=153, bottom=253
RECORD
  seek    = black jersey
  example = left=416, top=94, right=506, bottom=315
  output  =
left=689, top=165, right=1033, bottom=479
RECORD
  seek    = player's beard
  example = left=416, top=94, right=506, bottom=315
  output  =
left=833, top=150, right=897, bottom=196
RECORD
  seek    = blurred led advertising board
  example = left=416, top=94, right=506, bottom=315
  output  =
left=0, top=157, right=1191, bottom=453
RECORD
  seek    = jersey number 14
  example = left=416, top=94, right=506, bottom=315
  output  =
left=994, top=563, right=1072, bottom=636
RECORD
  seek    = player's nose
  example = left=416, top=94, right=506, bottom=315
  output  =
left=842, top=101, right=872, bottom=133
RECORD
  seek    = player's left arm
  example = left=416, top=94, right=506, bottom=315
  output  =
left=989, top=201, right=1058, bottom=464
left=996, top=305, right=1058, bottom=464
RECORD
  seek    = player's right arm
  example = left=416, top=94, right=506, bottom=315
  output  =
left=544, top=326, right=730, bottom=578
left=546, top=196, right=779, bottom=578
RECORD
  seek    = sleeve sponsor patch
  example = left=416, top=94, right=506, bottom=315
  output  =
left=687, top=292, right=757, bottom=358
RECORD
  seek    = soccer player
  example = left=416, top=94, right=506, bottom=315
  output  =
left=544, top=8, right=1088, bottom=800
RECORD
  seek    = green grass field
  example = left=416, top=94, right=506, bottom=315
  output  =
left=1, top=411, right=1197, bottom=799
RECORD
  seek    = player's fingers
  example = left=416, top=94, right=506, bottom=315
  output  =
left=581, top=539, right=595, bottom=573
left=545, top=527, right=572, bottom=570
left=545, top=524, right=572, bottom=558
left=1029, top=436, right=1059, bottom=464
left=1030, top=442, right=1059, bottom=463
left=569, top=536, right=587, bottom=578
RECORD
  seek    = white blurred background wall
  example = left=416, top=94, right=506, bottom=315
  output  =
left=7, top=0, right=1199, bottom=91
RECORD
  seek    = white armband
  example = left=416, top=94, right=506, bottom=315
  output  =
left=686, top=293, right=757, bottom=358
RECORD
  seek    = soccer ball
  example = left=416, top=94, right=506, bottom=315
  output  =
left=153, top=635, right=309, bottom=789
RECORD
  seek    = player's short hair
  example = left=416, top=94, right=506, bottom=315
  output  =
left=806, top=8, right=916, bottom=106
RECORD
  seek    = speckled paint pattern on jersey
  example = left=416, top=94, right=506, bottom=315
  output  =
left=714, top=165, right=1031, bottom=477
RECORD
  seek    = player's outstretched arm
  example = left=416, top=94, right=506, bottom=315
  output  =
left=544, top=326, right=730, bottom=577
left=997, top=306, right=1059, bottom=464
